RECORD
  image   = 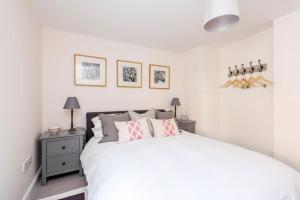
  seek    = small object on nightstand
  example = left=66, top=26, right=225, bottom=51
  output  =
left=177, top=119, right=196, bottom=133
left=181, top=114, right=188, bottom=121
left=63, top=97, right=81, bottom=134
left=48, top=126, right=60, bottom=134
left=39, top=127, right=86, bottom=186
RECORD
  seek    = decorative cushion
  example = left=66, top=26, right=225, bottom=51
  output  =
left=115, top=119, right=152, bottom=143
left=91, top=116, right=104, bottom=138
left=128, top=109, right=156, bottom=120
left=99, top=112, right=131, bottom=143
left=156, top=110, right=175, bottom=119
left=150, top=118, right=180, bottom=137
left=129, top=109, right=155, bottom=136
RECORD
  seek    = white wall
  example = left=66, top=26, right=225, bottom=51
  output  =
left=219, top=29, right=274, bottom=155
left=273, top=10, right=300, bottom=171
left=183, top=46, right=220, bottom=139
left=42, top=28, right=186, bottom=131
left=0, top=0, right=41, bottom=199
left=182, top=29, right=274, bottom=156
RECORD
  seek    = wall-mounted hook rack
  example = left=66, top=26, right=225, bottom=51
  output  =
left=228, top=60, right=267, bottom=77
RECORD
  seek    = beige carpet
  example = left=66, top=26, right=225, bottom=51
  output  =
left=30, top=172, right=87, bottom=200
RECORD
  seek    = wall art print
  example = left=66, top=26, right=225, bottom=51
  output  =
left=74, top=54, right=107, bottom=87
left=117, top=60, right=142, bottom=88
left=149, top=64, right=170, bottom=89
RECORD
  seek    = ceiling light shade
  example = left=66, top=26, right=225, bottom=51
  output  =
left=204, top=0, right=240, bottom=32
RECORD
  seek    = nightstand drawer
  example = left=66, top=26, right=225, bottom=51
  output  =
left=47, top=138, right=79, bottom=157
left=47, top=154, right=79, bottom=173
left=179, top=124, right=195, bottom=133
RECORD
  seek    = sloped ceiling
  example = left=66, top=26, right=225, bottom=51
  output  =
left=30, top=0, right=300, bottom=52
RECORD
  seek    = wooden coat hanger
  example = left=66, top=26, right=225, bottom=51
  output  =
left=255, top=75, right=273, bottom=85
left=248, top=76, right=267, bottom=88
left=225, top=79, right=240, bottom=88
left=220, top=79, right=233, bottom=88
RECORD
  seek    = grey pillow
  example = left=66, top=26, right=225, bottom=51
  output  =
left=129, top=109, right=155, bottom=136
left=99, top=112, right=130, bottom=143
left=156, top=110, right=175, bottom=119
left=129, top=109, right=155, bottom=120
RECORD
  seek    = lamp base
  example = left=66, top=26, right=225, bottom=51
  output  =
left=68, top=128, right=76, bottom=134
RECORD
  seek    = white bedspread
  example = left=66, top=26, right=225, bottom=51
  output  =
left=81, top=133, right=300, bottom=200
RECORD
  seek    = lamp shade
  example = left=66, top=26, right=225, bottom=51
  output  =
left=63, top=97, right=80, bottom=109
left=204, top=0, right=240, bottom=32
left=170, top=98, right=181, bottom=106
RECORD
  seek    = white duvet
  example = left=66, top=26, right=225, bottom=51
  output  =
left=81, top=132, right=300, bottom=200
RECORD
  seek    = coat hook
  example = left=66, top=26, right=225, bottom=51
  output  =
left=228, top=67, right=233, bottom=77
left=250, top=62, right=255, bottom=74
left=258, top=60, right=264, bottom=72
left=235, top=65, right=239, bottom=76
left=241, top=64, right=246, bottom=75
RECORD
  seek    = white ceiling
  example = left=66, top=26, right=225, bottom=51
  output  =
left=29, top=0, right=300, bottom=52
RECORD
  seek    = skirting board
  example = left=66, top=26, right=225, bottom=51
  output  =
left=22, top=167, right=41, bottom=200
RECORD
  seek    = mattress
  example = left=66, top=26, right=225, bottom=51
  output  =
left=81, top=132, right=300, bottom=200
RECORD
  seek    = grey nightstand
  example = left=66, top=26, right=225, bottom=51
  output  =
left=177, top=120, right=196, bottom=133
left=39, top=127, right=86, bottom=186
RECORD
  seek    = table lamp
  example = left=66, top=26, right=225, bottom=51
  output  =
left=170, top=97, right=181, bottom=118
left=63, top=97, right=80, bottom=133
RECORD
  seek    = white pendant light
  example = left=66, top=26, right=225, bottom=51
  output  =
left=204, top=0, right=240, bottom=32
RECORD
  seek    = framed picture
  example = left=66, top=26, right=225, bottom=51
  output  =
left=149, top=64, right=170, bottom=89
left=117, top=60, right=143, bottom=88
left=74, top=54, right=107, bottom=87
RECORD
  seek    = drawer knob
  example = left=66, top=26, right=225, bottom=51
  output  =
left=61, top=146, right=66, bottom=150
left=62, top=162, right=66, bottom=166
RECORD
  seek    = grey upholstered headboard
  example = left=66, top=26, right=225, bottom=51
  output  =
left=86, top=109, right=165, bottom=142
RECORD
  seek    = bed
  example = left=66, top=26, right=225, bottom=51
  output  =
left=81, top=110, right=300, bottom=200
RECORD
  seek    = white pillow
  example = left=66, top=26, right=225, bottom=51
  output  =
left=115, top=119, right=152, bottom=143
left=91, top=116, right=101, bottom=128
left=150, top=118, right=180, bottom=137
left=91, top=116, right=104, bottom=138
left=92, top=127, right=104, bottom=139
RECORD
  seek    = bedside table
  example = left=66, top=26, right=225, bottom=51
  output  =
left=177, top=120, right=196, bottom=133
left=39, top=127, right=86, bottom=186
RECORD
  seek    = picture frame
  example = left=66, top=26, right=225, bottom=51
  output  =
left=117, top=60, right=143, bottom=88
left=74, top=54, right=107, bottom=87
left=149, top=64, right=170, bottom=89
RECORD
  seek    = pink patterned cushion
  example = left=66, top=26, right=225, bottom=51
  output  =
left=150, top=118, right=180, bottom=137
left=162, top=119, right=176, bottom=136
left=115, top=119, right=152, bottom=143
left=127, top=121, right=143, bottom=141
